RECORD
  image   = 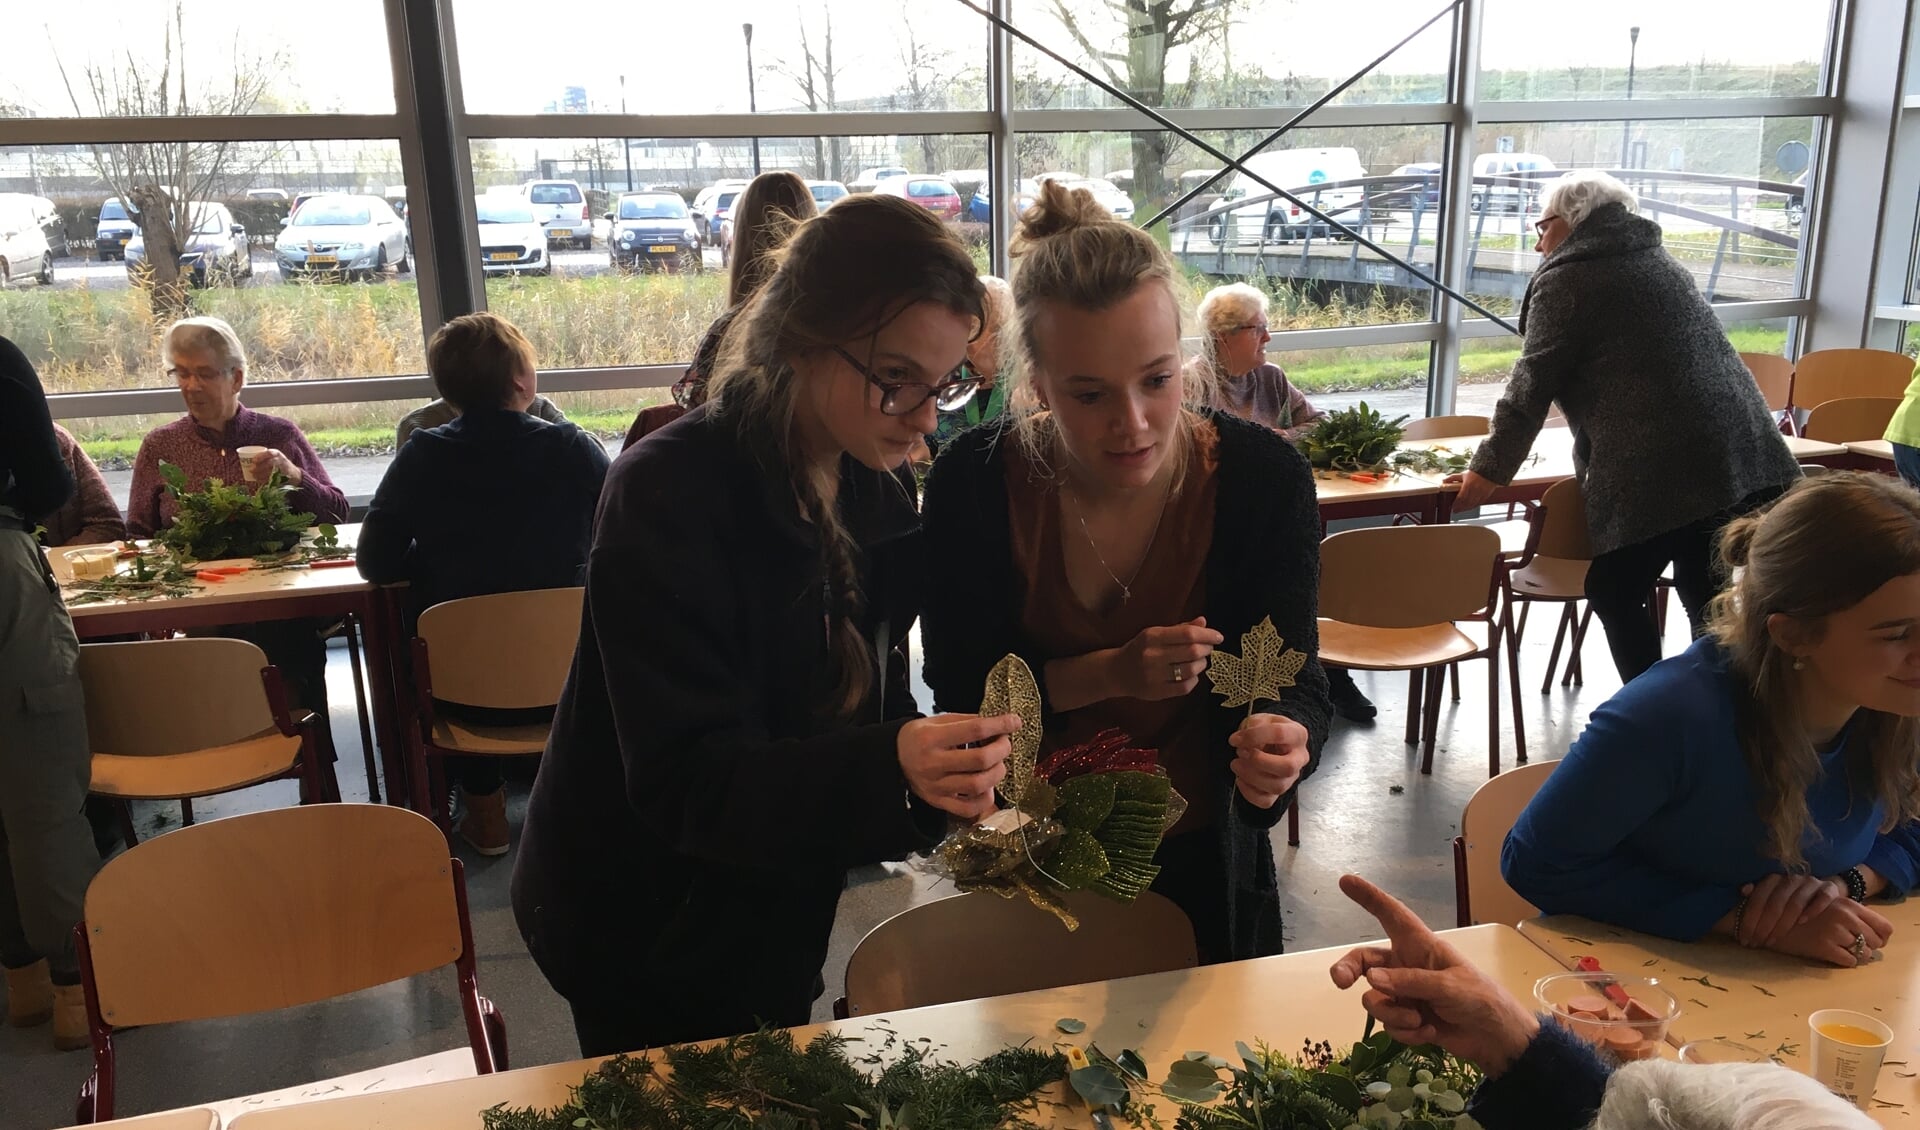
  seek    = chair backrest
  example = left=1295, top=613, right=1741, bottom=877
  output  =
left=841, top=890, right=1197, bottom=1015
left=1320, top=525, right=1501, bottom=628
left=1457, top=761, right=1555, bottom=927
left=417, top=587, right=585, bottom=709
left=1530, top=477, right=1592, bottom=562
left=1801, top=396, right=1902, bottom=444
left=82, top=805, right=465, bottom=1029
left=1790, top=349, right=1915, bottom=410
left=1738, top=352, right=1794, bottom=412
left=1401, top=415, right=1491, bottom=441
left=79, top=639, right=279, bottom=757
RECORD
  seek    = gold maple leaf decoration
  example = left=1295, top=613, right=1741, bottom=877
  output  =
left=1206, top=616, right=1308, bottom=714
left=980, top=654, right=1044, bottom=806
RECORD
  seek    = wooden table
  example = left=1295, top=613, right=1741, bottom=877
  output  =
left=54, top=525, right=412, bottom=809
left=1521, top=912, right=1920, bottom=1124
left=224, top=924, right=1565, bottom=1130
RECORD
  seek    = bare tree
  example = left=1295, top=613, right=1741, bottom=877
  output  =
left=1045, top=0, right=1239, bottom=223
left=51, top=1, right=281, bottom=319
left=772, top=4, right=848, bottom=182
left=897, top=17, right=956, bottom=173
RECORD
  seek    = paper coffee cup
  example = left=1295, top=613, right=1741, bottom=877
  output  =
left=1809, top=1009, right=1894, bottom=1107
left=236, top=445, right=268, bottom=481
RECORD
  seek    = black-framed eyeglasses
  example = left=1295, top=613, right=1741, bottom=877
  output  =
left=833, top=345, right=981, bottom=416
left=1533, top=215, right=1563, bottom=237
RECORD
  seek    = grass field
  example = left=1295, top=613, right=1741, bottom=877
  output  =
left=0, top=269, right=1790, bottom=467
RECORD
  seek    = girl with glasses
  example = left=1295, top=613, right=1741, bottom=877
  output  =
left=513, top=193, right=1019, bottom=1054
left=920, top=179, right=1332, bottom=964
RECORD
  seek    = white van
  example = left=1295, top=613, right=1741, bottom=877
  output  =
left=1216, top=148, right=1368, bottom=244
left=0, top=195, right=53, bottom=287
left=1472, top=153, right=1558, bottom=213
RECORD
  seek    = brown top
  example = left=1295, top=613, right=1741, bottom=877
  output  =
left=45, top=423, right=128, bottom=547
left=1006, top=423, right=1221, bottom=833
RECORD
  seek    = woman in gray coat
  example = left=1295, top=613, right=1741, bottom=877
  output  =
left=1452, top=171, right=1800, bottom=683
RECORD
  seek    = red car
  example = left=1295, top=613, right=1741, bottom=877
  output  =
left=875, top=175, right=963, bottom=221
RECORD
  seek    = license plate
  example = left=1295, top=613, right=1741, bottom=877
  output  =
left=489, top=251, right=520, bottom=261
left=647, top=244, right=677, bottom=253
left=549, top=228, right=572, bottom=238
left=306, top=255, right=337, bottom=266
left=112, top=236, right=128, bottom=245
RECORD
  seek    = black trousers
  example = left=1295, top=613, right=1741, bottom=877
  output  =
left=1584, top=486, right=1784, bottom=683
left=1149, top=827, right=1231, bottom=965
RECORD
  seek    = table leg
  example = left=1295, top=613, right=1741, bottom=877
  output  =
left=357, top=588, right=413, bottom=809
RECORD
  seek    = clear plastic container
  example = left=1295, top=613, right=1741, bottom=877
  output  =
left=1534, top=972, right=1680, bottom=1061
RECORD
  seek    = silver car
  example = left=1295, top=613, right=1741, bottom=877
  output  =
left=275, top=194, right=412, bottom=281
left=125, top=202, right=252, bottom=286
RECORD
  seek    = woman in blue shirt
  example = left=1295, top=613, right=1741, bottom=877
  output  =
left=1505, top=472, right=1920, bottom=965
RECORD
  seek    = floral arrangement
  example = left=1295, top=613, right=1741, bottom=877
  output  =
left=155, top=460, right=312, bottom=561
left=925, top=655, right=1186, bottom=929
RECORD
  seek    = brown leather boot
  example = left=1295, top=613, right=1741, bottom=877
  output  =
left=5, top=960, right=52, bottom=1028
left=457, top=788, right=510, bottom=857
left=53, top=982, right=89, bottom=1051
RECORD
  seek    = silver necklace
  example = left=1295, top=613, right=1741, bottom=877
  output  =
left=1063, top=477, right=1172, bottom=605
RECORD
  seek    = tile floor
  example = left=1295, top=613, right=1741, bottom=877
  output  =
left=0, top=603, right=1669, bottom=1128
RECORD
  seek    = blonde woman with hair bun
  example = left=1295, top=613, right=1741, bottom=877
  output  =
left=921, top=178, right=1332, bottom=963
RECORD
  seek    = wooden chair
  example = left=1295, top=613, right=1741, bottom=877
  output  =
left=1801, top=396, right=1902, bottom=444
left=1789, top=349, right=1914, bottom=419
left=70, top=804, right=506, bottom=1123
left=834, top=891, right=1196, bottom=1017
left=1452, top=761, right=1555, bottom=927
left=1318, top=524, right=1522, bottom=777
left=79, top=639, right=338, bottom=846
left=1400, top=415, right=1490, bottom=441
left=408, top=587, right=585, bottom=831
left=1739, top=351, right=1794, bottom=414
left=1503, top=478, right=1597, bottom=696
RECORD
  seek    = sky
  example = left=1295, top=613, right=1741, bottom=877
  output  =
left=1, top=0, right=1837, bottom=121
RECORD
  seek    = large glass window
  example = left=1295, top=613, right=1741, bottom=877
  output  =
left=1270, top=342, right=1436, bottom=416
left=0, top=141, right=426, bottom=402
left=1478, top=1, right=1832, bottom=101
left=1011, top=0, right=1452, bottom=110
left=0, top=2, right=396, bottom=117
left=466, top=134, right=990, bottom=369
left=1461, top=316, right=1794, bottom=410
left=450, top=1, right=988, bottom=116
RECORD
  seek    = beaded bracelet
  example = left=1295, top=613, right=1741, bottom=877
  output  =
left=1732, top=895, right=1751, bottom=945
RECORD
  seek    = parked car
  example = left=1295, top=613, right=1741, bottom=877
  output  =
left=274, top=193, right=411, bottom=281
left=0, top=194, right=67, bottom=257
left=126, top=202, right=251, bottom=287
left=806, top=179, right=849, bottom=211
left=0, top=195, right=53, bottom=287
left=849, top=165, right=909, bottom=192
left=1472, top=153, right=1558, bottom=213
left=607, top=191, right=702, bottom=273
left=1390, top=162, right=1444, bottom=209
left=95, top=196, right=137, bottom=261
left=874, top=175, right=963, bottom=221
left=519, top=180, right=591, bottom=248
left=691, top=179, right=749, bottom=241
left=245, top=188, right=290, bottom=202
left=968, top=177, right=1039, bottom=223
left=474, top=194, right=548, bottom=277
left=1215, top=147, right=1369, bottom=243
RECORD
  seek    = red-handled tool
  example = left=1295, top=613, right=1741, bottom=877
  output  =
left=1576, top=955, right=1633, bottom=1009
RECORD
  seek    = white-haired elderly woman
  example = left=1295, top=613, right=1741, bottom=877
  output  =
left=125, top=316, right=348, bottom=737
left=1192, top=282, right=1326, bottom=442
left=1332, top=874, right=1878, bottom=1130
left=126, top=316, right=347, bottom=536
left=1450, top=170, right=1799, bottom=684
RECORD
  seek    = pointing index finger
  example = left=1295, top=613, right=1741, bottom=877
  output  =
left=1339, top=874, right=1440, bottom=957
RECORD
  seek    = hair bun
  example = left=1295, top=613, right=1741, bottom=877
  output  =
left=1716, top=512, right=1760, bottom=568
left=1010, top=178, right=1114, bottom=257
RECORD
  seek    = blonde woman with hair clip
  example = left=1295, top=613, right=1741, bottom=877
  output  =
left=920, top=179, right=1332, bottom=964
left=513, top=193, right=1020, bottom=1055
left=1505, top=472, right=1920, bottom=961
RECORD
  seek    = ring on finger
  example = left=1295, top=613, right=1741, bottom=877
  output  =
left=1170, top=662, right=1186, bottom=682
left=1851, top=932, right=1868, bottom=959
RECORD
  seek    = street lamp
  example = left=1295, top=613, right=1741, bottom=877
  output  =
left=1620, top=26, right=1641, bottom=170
left=619, top=74, right=633, bottom=192
left=743, top=23, right=762, bottom=176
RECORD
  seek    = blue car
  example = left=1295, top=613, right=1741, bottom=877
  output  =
left=967, top=178, right=1039, bottom=224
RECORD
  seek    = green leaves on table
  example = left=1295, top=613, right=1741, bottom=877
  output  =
left=1300, top=402, right=1410, bottom=472
left=155, top=460, right=313, bottom=562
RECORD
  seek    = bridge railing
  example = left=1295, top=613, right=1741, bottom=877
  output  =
left=1170, top=169, right=1804, bottom=302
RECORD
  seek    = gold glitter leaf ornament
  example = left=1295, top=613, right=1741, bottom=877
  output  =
left=980, top=654, right=1043, bottom=807
left=1207, top=616, right=1308, bottom=713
